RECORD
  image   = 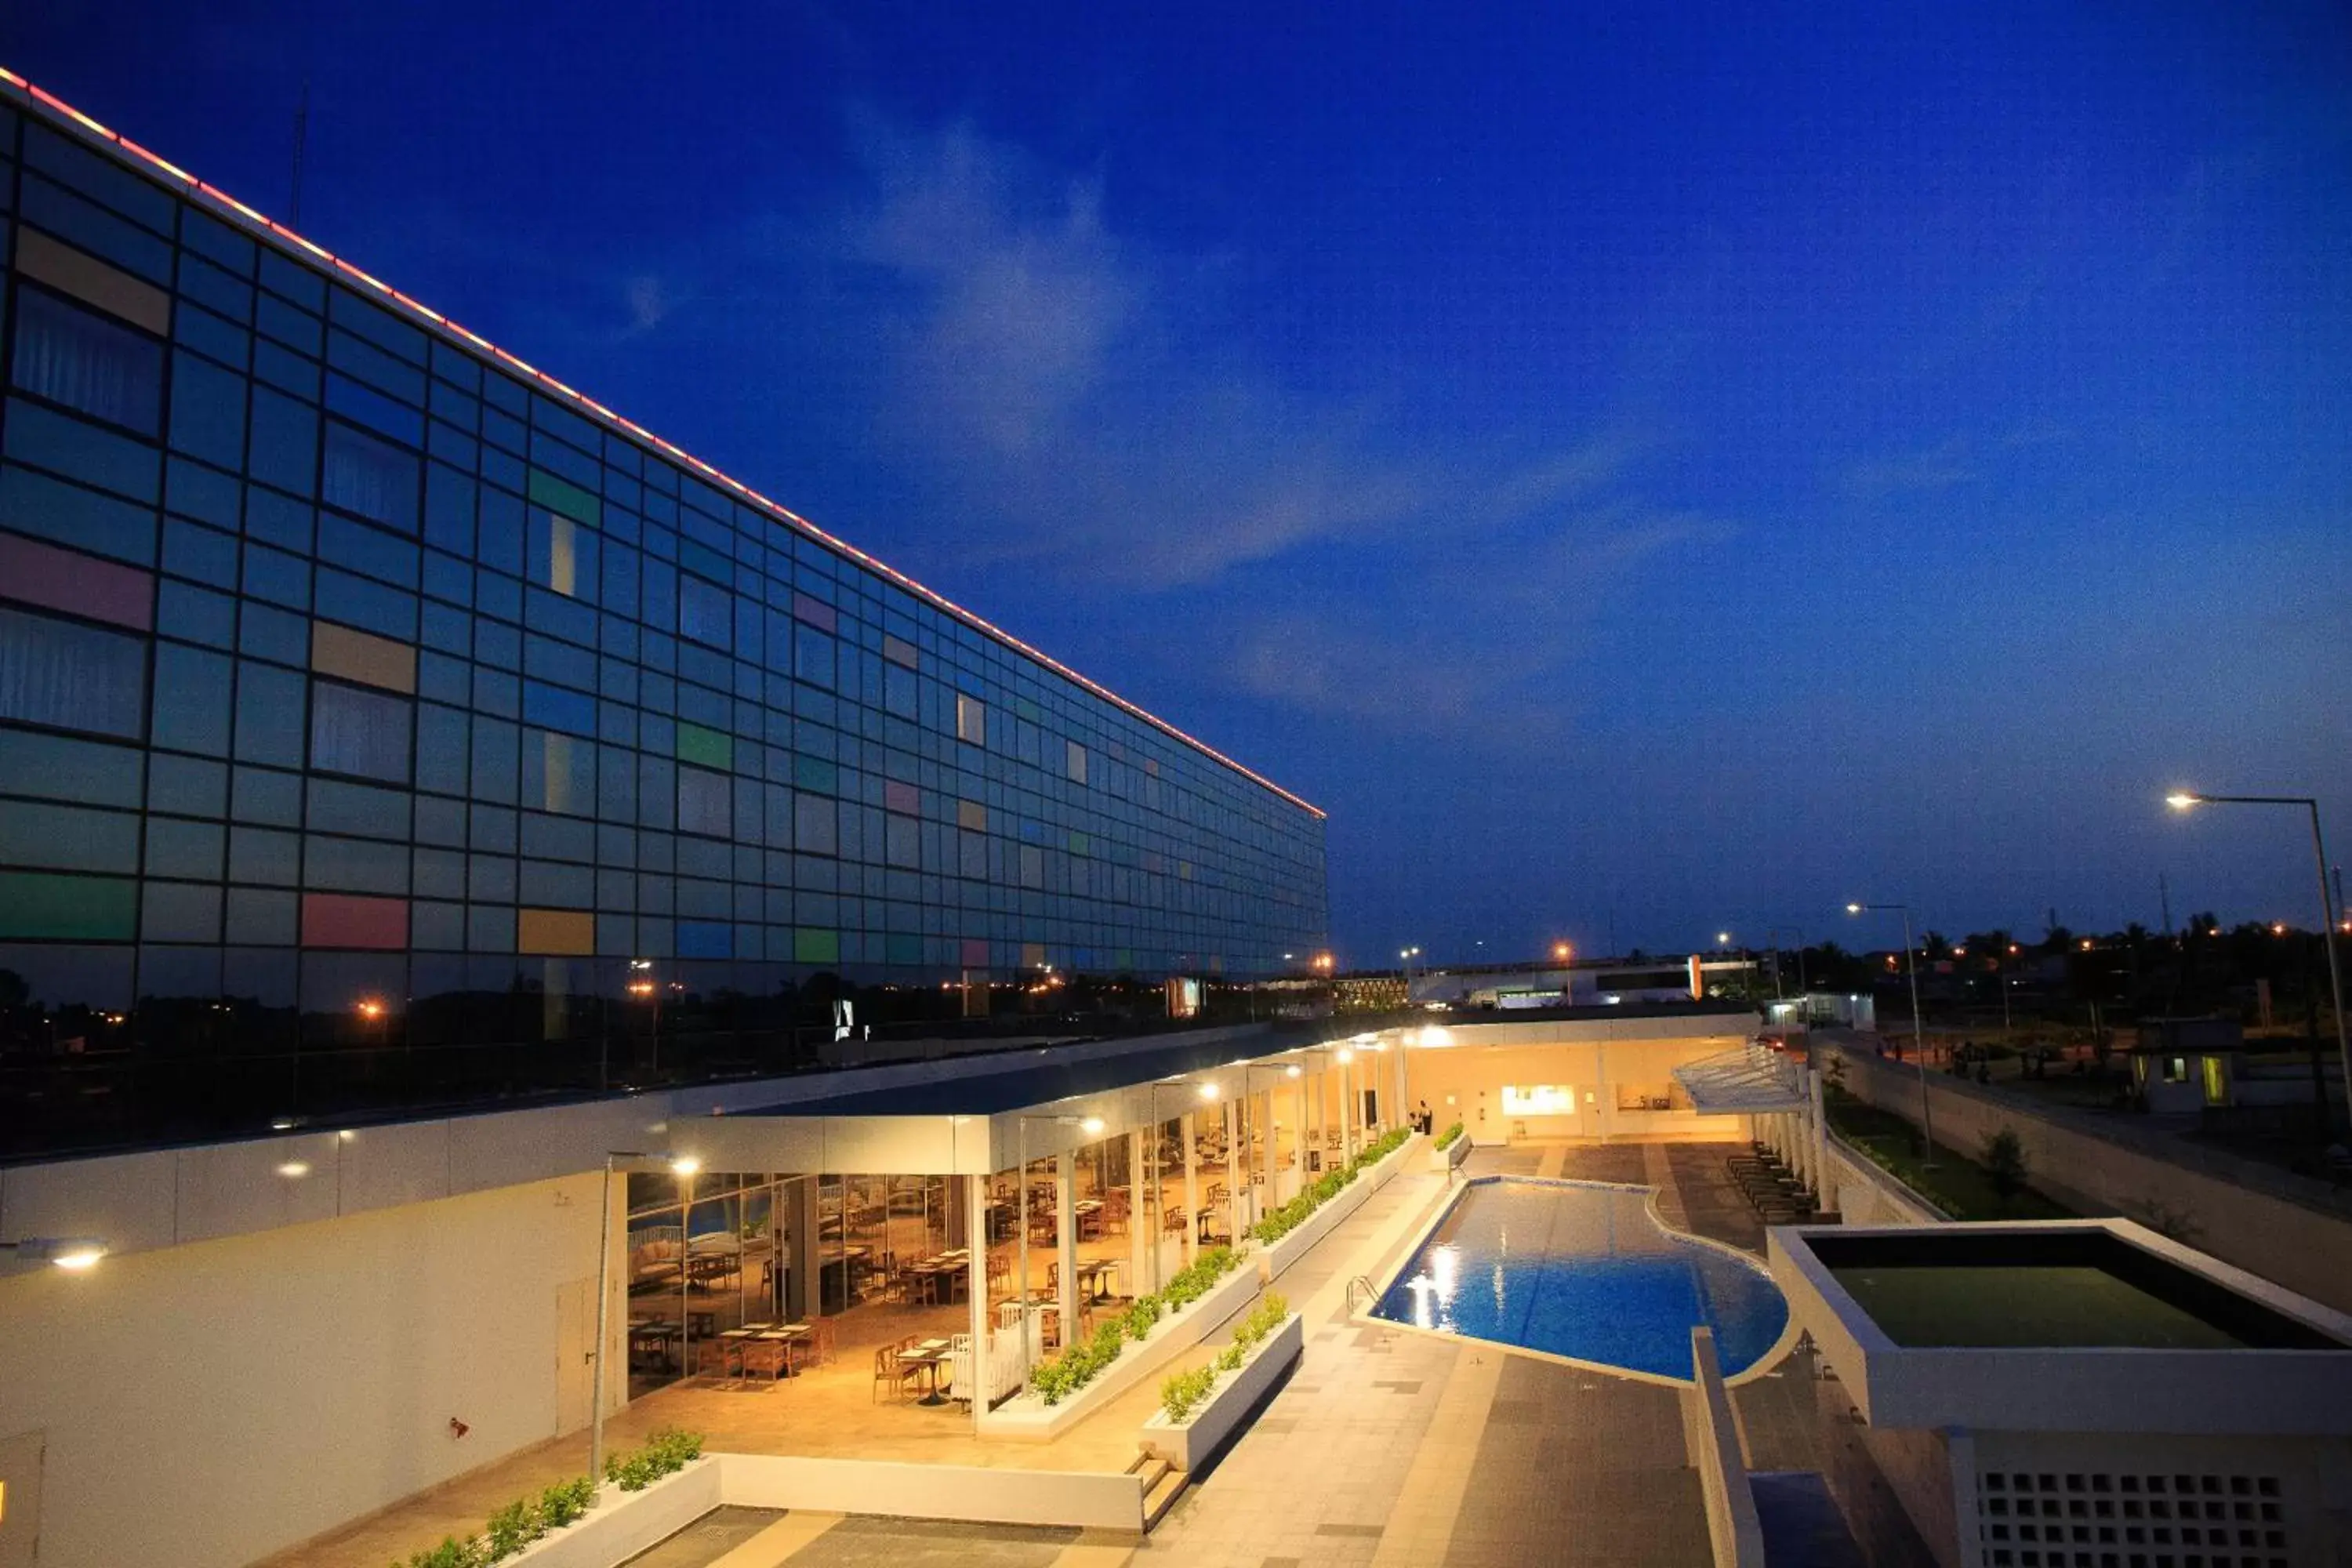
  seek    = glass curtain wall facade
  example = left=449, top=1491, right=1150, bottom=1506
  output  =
left=0, top=87, right=1327, bottom=1157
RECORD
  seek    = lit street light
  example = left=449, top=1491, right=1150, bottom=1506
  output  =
left=2167, top=790, right=2350, bottom=1129
left=1848, top=901, right=1936, bottom=1165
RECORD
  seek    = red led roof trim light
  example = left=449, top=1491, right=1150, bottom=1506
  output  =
left=0, top=67, right=1324, bottom=820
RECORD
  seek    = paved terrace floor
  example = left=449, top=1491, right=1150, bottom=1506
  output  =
left=263, top=1138, right=1918, bottom=1568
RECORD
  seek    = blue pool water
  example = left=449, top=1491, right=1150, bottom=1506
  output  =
left=1370, top=1178, right=1789, bottom=1378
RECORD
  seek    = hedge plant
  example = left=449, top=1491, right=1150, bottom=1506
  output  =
left=1436, top=1122, right=1465, bottom=1149
left=1159, top=1291, right=1291, bottom=1424
left=1027, top=1246, right=1245, bottom=1405
left=389, top=1431, right=699, bottom=1567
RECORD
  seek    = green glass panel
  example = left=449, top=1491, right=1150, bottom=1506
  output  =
left=793, top=927, right=840, bottom=964
left=526, top=468, right=601, bottom=527
left=0, top=870, right=136, bottom=939
left=793, top=754, right=837, bottom=794
left=676, top=721, right=731, bottom=771
left=884, top=933, right=922, bottom=965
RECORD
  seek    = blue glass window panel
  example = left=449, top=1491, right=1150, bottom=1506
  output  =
left=182, top=209, right=257, bottom=277
left=416, top=703, right=470, bottom=795
left=145, top=641, right=232, bottom=755
left=474, top=572, right=521, bottom=628
left=19, top=175, right=172, bottom=281
left=4, top=397, right=159, bottom=499
left=421, top=600, right=470, bottom=655
left=249, top=388, right=319, bottom=497
left=310, top=681, right=412, bottom=784
left=679, top=575, right=731, bottom=651
left=0, top=604, right=146, bottom=738
left=522, top=680, right=596, bottom=738
left=244, top=487, right=312, bottom=553
left=252, top=340, right=321, bottom=401
left=641, top=557, right=677, bottom=633
left=145, top=818, right=226, bottom=880
left=314, top=568, right=417, bottom=642
left=162, top=518, right=238, bottom=590
left=423, top=463, right=474, bottom=555
left=416, top=650, right=468, bottom=704
left=165, top=457, right=240, bottom=529
left=168, top=354, right=247, bottom=470
left=528, top=430, right=598, bottom=490
left=319, top=514, right=419, bottom=590
left=427, top=419, right=477, bottom=472
left=597, top=747, right=637, bottom=821
left=677, top=920, right=730, bottom=959
left=472, top=666, right=520, bottom=719
left=24, top=125, right=172, bottom=233
left=677, top=766, right=730, bottom=837
left=327, top=327, right=426, bottom=404
left=178, top=255, right=254, bottom=323
left=156, top=583, right=236, bottom=650
left=241, top=543, right=312, bottom=612
left=470, top=715, right=518, bottom=803
left=255, top=291, right=323, bottom=354
left=258, top=249, right=326, bottom=313
left=430, top=339, right=481, bottom=392
left=637, top=756, right=675, bottom=830
left=237, top=602, right=307, bottom=667
left=525, top=586, right=596, bottom=648
left=12, top=287, right=163, bottom=435
left=232, top=662, right=307, bottom=768
left=307, top=778, right=411, bottom=839
left=423, top=550, right=473, bottom=608
left=473, top=619, right=521, bottom=673
left=328, top=289, right=426, bottom=365
left=795, top=624, right=836, bottom=689
left=321, top=420, right=419, bottom=532
left=681, top=539, right=728, bottom=585
left=325, top=371, right=424, bottom=450
left=601, top=543, right=640, bottom=619
left=483, top=406, right=525, bottom=454
left=428, top=378, right=478, bottom=430
left=0, top=463, right=154, bottom=563
left=172, top=303, right=250, bottom=370
left=477, top=487, right=524, bottom=575
left=523, top=632, right=595, bottom=693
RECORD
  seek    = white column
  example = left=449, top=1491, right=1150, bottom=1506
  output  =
left=1225, top=1098, right=1242, bottom=1247
left=1810, top=1068, right=1829, bottom=1206
left=1181, top=1109, right=1200, bottom=1268
left=1054, top=1154, right=1077, bottom=1351
left=1294, top=1072, right=1309, bottom=1196
left=965, top=1173, right=986, bottom=1428
left=1127, top=1130, right=1149, bottom=1300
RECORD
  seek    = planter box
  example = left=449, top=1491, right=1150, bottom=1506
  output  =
left=719, top=1454, right=1143, bottom=1532
left=1260, top=1134, right=1421, bottom=1282
left=1431, top=1132, right=1470, bottom=1172
left=1139, top=1313, right=1305, bottom=1471
left=506, top=1457, right=720, bottom=1568
left=981, top=1256, right=1265, bottom=1442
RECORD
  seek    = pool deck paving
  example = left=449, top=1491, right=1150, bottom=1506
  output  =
left=270, top=1138, right=1924, bottom=1568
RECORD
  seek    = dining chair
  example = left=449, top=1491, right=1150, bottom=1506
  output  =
left=871, top=1345, right=902, bottom=1403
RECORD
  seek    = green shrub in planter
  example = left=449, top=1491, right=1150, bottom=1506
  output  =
left=1159, top=1364, right=1218, bottom=1424
left=537, top=1475, right=596, bottom=1530
left=483, top=1499, right=543, bottom=1561
left=1436, top=1122, right=1465, bottom=1149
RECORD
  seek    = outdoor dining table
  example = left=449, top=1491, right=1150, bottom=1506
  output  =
left=899, top=1338, right=956, bottom=1405
left=1073, top=1257, right=1116, bottom=1301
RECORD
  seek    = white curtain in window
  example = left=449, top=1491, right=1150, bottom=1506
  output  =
left=0, top=606, right=146, bottom=737
left=11, top=289, right=161, bottom=434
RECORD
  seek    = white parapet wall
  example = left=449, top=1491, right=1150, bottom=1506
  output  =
left=507, top=1461, right=722, bottom=1568
left=980, top=1255, right=1265, bottom=1442
left=1680, top=1327, right=1766, bottom=1568
left=1138, top=1312, right=1305, bottom=1472
left=1824, top=1132, right=1948, bottom=1225
left=718, top=1453, right=1145, bottom=1532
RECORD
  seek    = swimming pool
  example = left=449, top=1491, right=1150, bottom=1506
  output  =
left=1370, top=1177, right=1790, bottom=1379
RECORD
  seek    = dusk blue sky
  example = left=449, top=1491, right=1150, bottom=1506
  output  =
left=11, top=2, right=2350, bottom=964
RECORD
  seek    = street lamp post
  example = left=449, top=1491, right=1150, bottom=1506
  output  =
left=2168, top=791, right=2351, bottom=1131
left=592, top=1149, right=693, bottom=1486
left=1848, top=902, right=1935, bottom=1166
left=1764, top=927, right=1805, bottom=1001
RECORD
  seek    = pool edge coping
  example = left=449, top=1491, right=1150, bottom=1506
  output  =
left=1349, top=1172, right=1805, bottom=1390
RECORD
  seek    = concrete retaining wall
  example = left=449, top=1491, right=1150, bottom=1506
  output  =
left=509, top=1460, right=720, bottom=1568
left=718, top=1454, right=1144, bottom=1532
left=1138, top=1313, right=1304, bottom=1471
left=1823, top=1134, right=1947, bottom=1226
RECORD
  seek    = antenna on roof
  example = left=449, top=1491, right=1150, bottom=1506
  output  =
left=289, top=78, right=310, bottom=228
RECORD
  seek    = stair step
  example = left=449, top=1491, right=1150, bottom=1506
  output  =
left=1142, top=1461, right=1187, bottom=1529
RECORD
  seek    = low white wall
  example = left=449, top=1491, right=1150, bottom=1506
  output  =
left=0, top=1171, right=608, bottom=1568
left=1139, top=1313, right=1305, bottom=1471
left=718, top=1453, right=1143, bottom=1532
left=510, top=1460, right=720, bottom=1568
left=1824, top=1134, right=1947, bottom=1225
left=982, top=1258, right=1264, bottom=1442
left=1680, top=1328, right=1765, bottom=1568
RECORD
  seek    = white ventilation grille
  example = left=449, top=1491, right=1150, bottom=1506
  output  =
left=1976, top=1468, right=2292, bottom=1568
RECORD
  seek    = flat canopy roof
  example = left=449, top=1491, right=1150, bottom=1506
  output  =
left=1671, top=1043, right=1807, bottom=1112
left=730, top=1032, right=1314, bottom=1120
